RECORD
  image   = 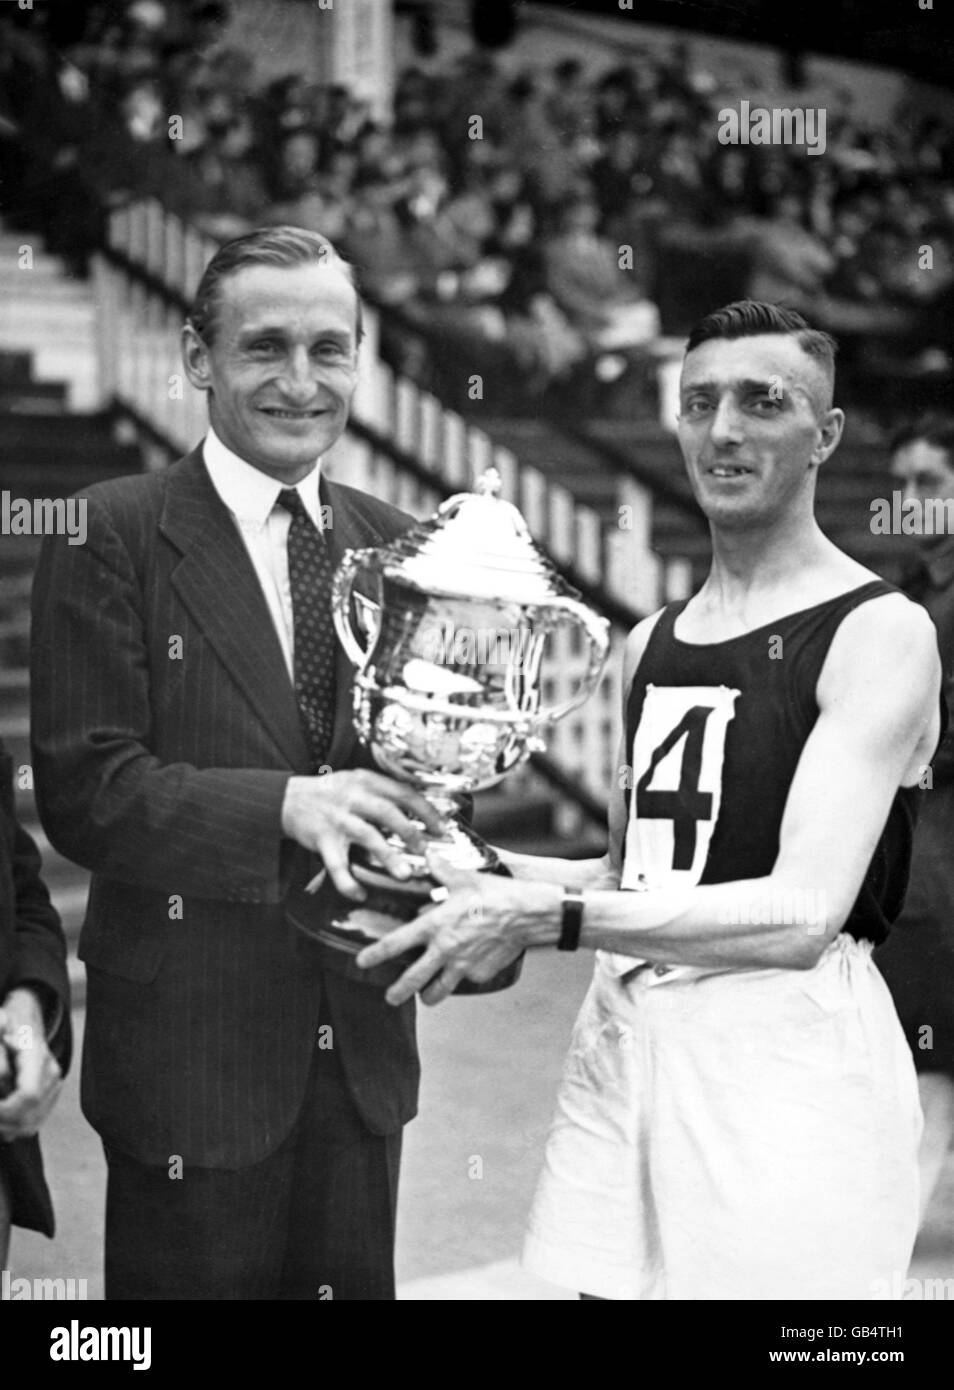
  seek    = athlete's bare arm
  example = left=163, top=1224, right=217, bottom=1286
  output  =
left=494, top=610, right=665, bottom=891
left=360, top=597, right=941, bottom=1004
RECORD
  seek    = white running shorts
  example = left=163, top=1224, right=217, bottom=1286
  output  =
left=523, top=934, right=921, bottom=1300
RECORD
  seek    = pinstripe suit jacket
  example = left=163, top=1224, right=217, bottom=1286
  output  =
left=29, top=446, right=420, bottom=1168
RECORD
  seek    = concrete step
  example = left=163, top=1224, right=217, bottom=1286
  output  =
left=0, top=718, right=32, bottom=802
left=0, top=348, right=101, bottom=411
left=0, top=272, right=91, bottom=301
left=0, top=627, right=29, bottom=671
left=0, top=689, right=28, bottom=726
left=0, top=350, right=33, bottom=385
left=0, top=299, right=96, bottom=331
left=0, top=382, right=70, bottom=412
left=0, top=411, right=121, bottom=449
left=0, top=442, right=135, bottom=472
left=0, top=409, right=143, bottom=489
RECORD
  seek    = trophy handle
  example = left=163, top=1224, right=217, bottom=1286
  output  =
left=542, top=597, right=611, bottom=722
left=332, top=548, right=382, bottom=670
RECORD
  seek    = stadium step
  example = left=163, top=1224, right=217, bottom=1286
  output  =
left=0, top=411, right=143, bottom=488
left=0, top=264, right=131, bottom=971
left=0, top=226, right=101, bottom=410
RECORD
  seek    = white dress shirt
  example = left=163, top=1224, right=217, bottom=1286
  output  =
left=202, top=427, right=326, bottom=681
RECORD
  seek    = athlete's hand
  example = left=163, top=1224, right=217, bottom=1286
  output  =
left=357, top=854, right=560, bottom=1006
left=281, top=771, right=444, bottom=900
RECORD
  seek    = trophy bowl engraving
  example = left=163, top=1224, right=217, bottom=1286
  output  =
left=353, top=581, right=553, bottom=794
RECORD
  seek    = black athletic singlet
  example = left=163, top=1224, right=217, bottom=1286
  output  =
left=621, top=580, right=922, bottom=945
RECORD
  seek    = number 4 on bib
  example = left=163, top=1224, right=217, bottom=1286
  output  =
left=623, top=684, right=739, bottom=889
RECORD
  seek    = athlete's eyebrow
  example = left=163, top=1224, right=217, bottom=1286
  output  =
left=680, top=377, right=782, bottom=397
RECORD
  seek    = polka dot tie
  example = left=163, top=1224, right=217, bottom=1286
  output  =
left=276, top=488, right=337, bottom=771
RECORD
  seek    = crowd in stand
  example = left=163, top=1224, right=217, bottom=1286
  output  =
left=3, top=0, right=953, bottom=414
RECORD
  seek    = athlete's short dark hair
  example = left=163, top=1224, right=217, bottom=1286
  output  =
left=890, top=414, right=954, bottom=466
left=686, top=300, right=837, bottom=380
left=187, top=225, right=363, bottom=346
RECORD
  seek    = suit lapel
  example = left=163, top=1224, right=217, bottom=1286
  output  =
left=160, top=450, right=311, bottom=771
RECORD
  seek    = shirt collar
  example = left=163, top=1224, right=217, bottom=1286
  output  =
left=202, top=426, right=324, bottom=530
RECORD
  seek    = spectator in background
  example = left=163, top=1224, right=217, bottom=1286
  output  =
left=179, top=108, right=267, bottom=238
left=592, top=67, right=635, bottom=139
left=118, top=68, right=166, bottom=144
left=744, top=190, right=835, bottom=312
left=8, top=9, right=953, bottom=421
left=591, top=127, right=651, bottom=225
left=325, top=147, right=361, bottom=205
left=875, top=417, right=954, bottom=1224
left=502, top=74, right=581, bottom=212
left=341, top=169, right=423, bottom=306
left=542, top=196, right=659, bottom=353
left=546, top=58, right=590, bottom=144
left=265, top=129, right=346, bottom=241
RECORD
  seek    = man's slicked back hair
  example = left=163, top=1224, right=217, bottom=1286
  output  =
left=685, top=300, right=837, bottom=406
left=187, top=225, right=364, bottom=345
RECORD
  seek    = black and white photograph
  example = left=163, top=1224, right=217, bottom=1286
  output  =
left=1, top=0, right=952, bottom=1354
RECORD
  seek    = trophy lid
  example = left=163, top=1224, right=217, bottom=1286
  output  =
left=381, top=469, right=578, bottom=605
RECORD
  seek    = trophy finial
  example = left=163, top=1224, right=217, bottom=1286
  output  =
left=474, top=467, right=502, bottom=498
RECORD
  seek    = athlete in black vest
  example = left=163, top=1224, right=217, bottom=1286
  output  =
left=361, top=301, right=944, bottom=1300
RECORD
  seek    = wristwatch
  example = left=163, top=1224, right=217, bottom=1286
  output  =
left=558, top=889, right=585, bottom=951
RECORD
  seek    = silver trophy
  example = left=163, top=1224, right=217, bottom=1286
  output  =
left=299, top=468, right=609, bottom=992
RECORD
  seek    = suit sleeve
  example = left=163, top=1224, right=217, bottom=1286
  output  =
left=0, top=753, right=72, bottom=1073
left=9, top=821, right=73, bottom=1072
left=30, top=495, right=292, bottom=903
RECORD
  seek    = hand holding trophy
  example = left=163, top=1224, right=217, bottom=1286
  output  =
left=291, top=468, right=609, bottom=993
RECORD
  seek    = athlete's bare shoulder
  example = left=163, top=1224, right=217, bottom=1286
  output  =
left=818, top=587, right=941, bottom=774
left=623, top=606, right=668, bottom=691
left=824, top=585, right=937, bottom=674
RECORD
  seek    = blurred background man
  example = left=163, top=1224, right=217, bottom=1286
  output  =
left=876, top=417, right=954, bottom=1223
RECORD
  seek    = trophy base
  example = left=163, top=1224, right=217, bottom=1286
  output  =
left=287, top=824, right=524, bottom=995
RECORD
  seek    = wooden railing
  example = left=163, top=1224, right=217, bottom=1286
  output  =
left=94, top=198, right=698, bottom=825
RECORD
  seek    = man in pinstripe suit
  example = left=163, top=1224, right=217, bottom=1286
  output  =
left=29, top=226, right=441, bottom=1300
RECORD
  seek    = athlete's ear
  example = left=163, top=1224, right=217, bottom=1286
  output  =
left=181, top=321, right=213, bottom=392
left=811, top=407, right=845, bottom=468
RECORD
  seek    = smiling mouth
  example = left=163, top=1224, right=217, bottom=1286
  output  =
left=259, top=407, right=327, bottom=420
left=707, top=465, right=752, bottom=478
